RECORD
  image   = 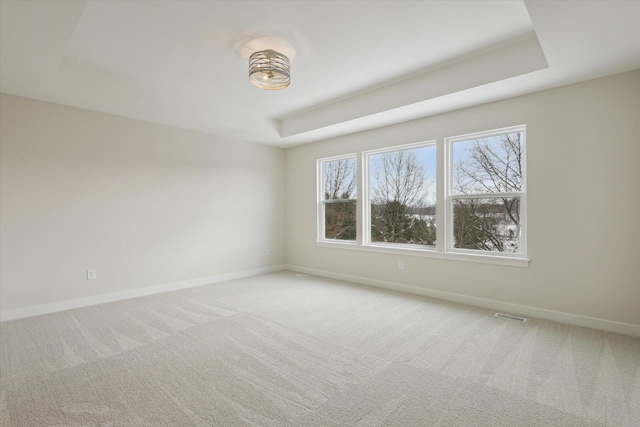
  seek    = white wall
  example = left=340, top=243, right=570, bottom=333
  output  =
left=0, top=94, right=285, bottom=313
left=286, top=70, right=640, bottom=330
left=2, top=71, right=639, bottom=333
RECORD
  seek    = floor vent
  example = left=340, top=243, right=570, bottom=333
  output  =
left=494, top=312, right=527, bottom=322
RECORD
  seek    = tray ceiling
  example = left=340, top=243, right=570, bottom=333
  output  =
left=1, top=1, right=639, bottom=147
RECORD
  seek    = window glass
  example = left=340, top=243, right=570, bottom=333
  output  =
left=321, top=157, right=357, bottom=240
left=453, top=197, right=521, bottom=253
left=368, top=145, right=436, bottom=246
left=324, top=202, right=356, bottom=240
left=449, top=130, right=525, bottom=254
left=451, top=132, right=524, bottom=195
left=316, top=126, right=526, bottom=263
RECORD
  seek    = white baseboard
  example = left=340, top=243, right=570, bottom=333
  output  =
left=285, top=265, right=640, bottom=338
left=0, top=265, right=286, bottom=322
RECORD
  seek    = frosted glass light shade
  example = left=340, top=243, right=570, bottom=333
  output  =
left=249, top=49, right=290, bottom=90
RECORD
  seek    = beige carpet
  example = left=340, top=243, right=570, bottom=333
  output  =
left=1, top=271, right=638, bottom=426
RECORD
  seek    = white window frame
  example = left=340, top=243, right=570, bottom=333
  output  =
left=363, top=140, right=437, bottom=251
left=444, top=125, right=527, bottom=258
left=315, top=126, right=529, bottom=267
left=316, top=153, right=358, bottom=245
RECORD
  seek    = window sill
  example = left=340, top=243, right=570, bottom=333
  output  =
left=316, top=240, right=529, bottom=267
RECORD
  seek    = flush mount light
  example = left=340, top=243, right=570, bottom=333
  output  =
left=249, top=49, right=290, bottom=90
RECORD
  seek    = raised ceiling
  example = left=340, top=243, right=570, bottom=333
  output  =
left=1, top=1, right=639, bottom=147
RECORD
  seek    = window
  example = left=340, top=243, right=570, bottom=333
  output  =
left=317, top=155, right=357, bottom=241
left=365, top=142, right=436, bottom=248
left=446, top=126, right=526, bottom=256
left=316, top=125, right=527, bottom=266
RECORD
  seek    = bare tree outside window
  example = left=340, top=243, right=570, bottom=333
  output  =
left=451, top=131, right=524, bottom=253
left=369, top=146, right=436, bottom=246
left=317, top=127, right=526, bottom=262
left=322, top=158, right=357, bottom=240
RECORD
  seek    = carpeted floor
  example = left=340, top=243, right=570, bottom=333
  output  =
left=1, top=271, right=639, bottom=426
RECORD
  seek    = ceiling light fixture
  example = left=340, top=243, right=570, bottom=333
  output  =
left=249, top=49, right=290, bottom=90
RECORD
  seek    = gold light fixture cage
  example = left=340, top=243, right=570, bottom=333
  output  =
left=249, top=49, right=290, bottom=90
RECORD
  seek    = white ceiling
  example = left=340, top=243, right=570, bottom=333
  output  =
left=1, top=0, right=639, bottom=147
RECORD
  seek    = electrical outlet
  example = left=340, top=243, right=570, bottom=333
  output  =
left=398, top=260, right=404, bottom=270
left=265, top=248, right=271, bottom=257
left=87, top=269, right=97, bottom=280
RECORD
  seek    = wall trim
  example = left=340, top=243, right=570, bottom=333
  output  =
left=285, top=264, right=640, bottom=338
left=0, top=265, right=287, bottom=322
